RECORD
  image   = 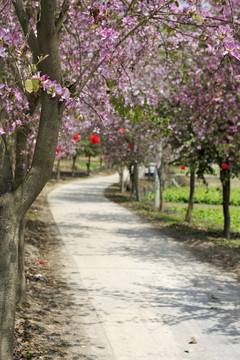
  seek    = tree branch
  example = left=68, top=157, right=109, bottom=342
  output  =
left=0, top=135, right=14, bottom=196
left=12, top=0, right=39, bottom=63
left=56, top=0, right=69, bottom=33
left=78, top=94, right=106, bottom=125
left=37, top=0, right=62, bottom=82
left=227, top=0, right=234, bottom=27
left=68, top=49, right=100, bottom=93
left=74, top=16, right=150, bottom=96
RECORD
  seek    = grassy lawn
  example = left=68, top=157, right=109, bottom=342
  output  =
left=144, top=185, right=240, bottom=240
left=171, top=205, right=240, bottom=234
left=146, top=186, right=240, bottom=206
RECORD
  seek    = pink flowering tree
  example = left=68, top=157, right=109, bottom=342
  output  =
left=157, top=33, right=240, bottom=236
left=1, top=2, right=184, bottom=356
left=1, top=0, right=240, bottom=357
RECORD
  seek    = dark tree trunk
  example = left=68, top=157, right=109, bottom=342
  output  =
left=147, top=167, right=151, bottom=181
left=0, top=196, right=19, bottom=360
left=14, top=125, right=29, bottom=304
left=72, top=154, right=77, bottom=177
left=185, top=167, right=195, bottom=223
left=129, top=163, right=135, bottom=198
left=0, top=2, right=65, bottom=358
left=0, top=133, right=17, bottom=359
left=87, top=156, right=91, bottom=175
left=14, top=125, right=29, bottom=188
left=0, top=97, right=63, bottom=360
left=16, top=217, right=26, bottom=304
left=220, top=170, right=231, bottom=239
left=134, top=161, right=141, bottom=202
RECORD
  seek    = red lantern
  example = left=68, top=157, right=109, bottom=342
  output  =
left=128, top=143, right=132, bottom=148
left=90, top=134, right=100, bottom=144
left=56, top=148, right=60, bottom=154
left=119, top=127, right=125, bottom=132
left=180, top=165, right=186, bottom=170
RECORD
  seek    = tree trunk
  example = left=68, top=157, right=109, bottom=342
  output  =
left=57, top=159, right=61, bottom=180
left=14, top=125, right=29, bottom=188
left=120, top=170, right=124, bottom=193
left=118, top=162, right=125, bottom=193
left=154, top=168, right=160, bottom=208
left=16, top=216, right=26, bottom=304
left=87, top=156, right=91, bottom=175
left=72, top=154, right=77, bottom=177
left=134, top=161, right=141, bottom=202
left=159, top=161, right=165, bottom=212
left=147, top=166, right=151, bottom=181
left=0, top=198, right=19, bottom=360
left=14, top=125, right=30, bottom=304
left=0, top=2, right=65, bottom=358
left=156, top=139, right=163, bottom=211
left=185, top=167, right=195, bottom=223
left=220, top=171, right=231, bottom=239
left=129, top=163, right=135, bottom=198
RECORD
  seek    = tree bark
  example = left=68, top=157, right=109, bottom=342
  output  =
left=185, top=167, right=195, bottom=223
left=220, top=170, right=231, bottom=239
left=0, top=2, right=65, bottom=358
left=16, top=216, right=26, bottom=304
left=57, top=159, right=61, bottom=181
left=87, top=156, right=91, bottom=175
left=72, top=154, right=77, bottom=177
left=129, top=163, right=135, bottom=198
left=158, top=161, right=165, bottom=213
left=14, top=125, right=30, bottom=188
left=14, top=126, right=29, bottom=304
left=118, top=162, right=125, bottom=193
left=134, top=161, right=141, bottom=202
left=0, top=196, right=19, bottom=360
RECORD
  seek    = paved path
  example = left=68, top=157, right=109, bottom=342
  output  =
left=48, top=174, right=240, bottom=360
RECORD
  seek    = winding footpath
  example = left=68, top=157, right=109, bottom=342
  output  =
left=48, top=174, right=240, bottom=360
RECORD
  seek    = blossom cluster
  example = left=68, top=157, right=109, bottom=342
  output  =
left=26, top=72, right=70, bottom=101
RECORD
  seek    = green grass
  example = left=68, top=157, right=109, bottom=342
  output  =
left=148, top=211, right=184, bottom=225
left=168, top=165, right=220, bottom=176
left=171, top=205, right=240, bottom=233
left=62, top=158, right=101, bottom=170
left=147, top=186, right=240, bottom=206
left=54, top=157, right=101, bottom=172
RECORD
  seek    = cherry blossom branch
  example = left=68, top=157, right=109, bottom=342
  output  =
left=77, top=95, right=106, bottom=125
left=0, top=0, right=10, bottom=13
left=68, top=49, right=101, bottom=94
left=56, top=0, right=69, bottom=33
left=7, top=53, right=25, bottom=91
left=74, top=16, right=152, bottom=96
left=122, top=0, right=137, bottom=18
left=227, top=0, right=234, bottom=27
left=12, top=0, right=39, bottom=63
